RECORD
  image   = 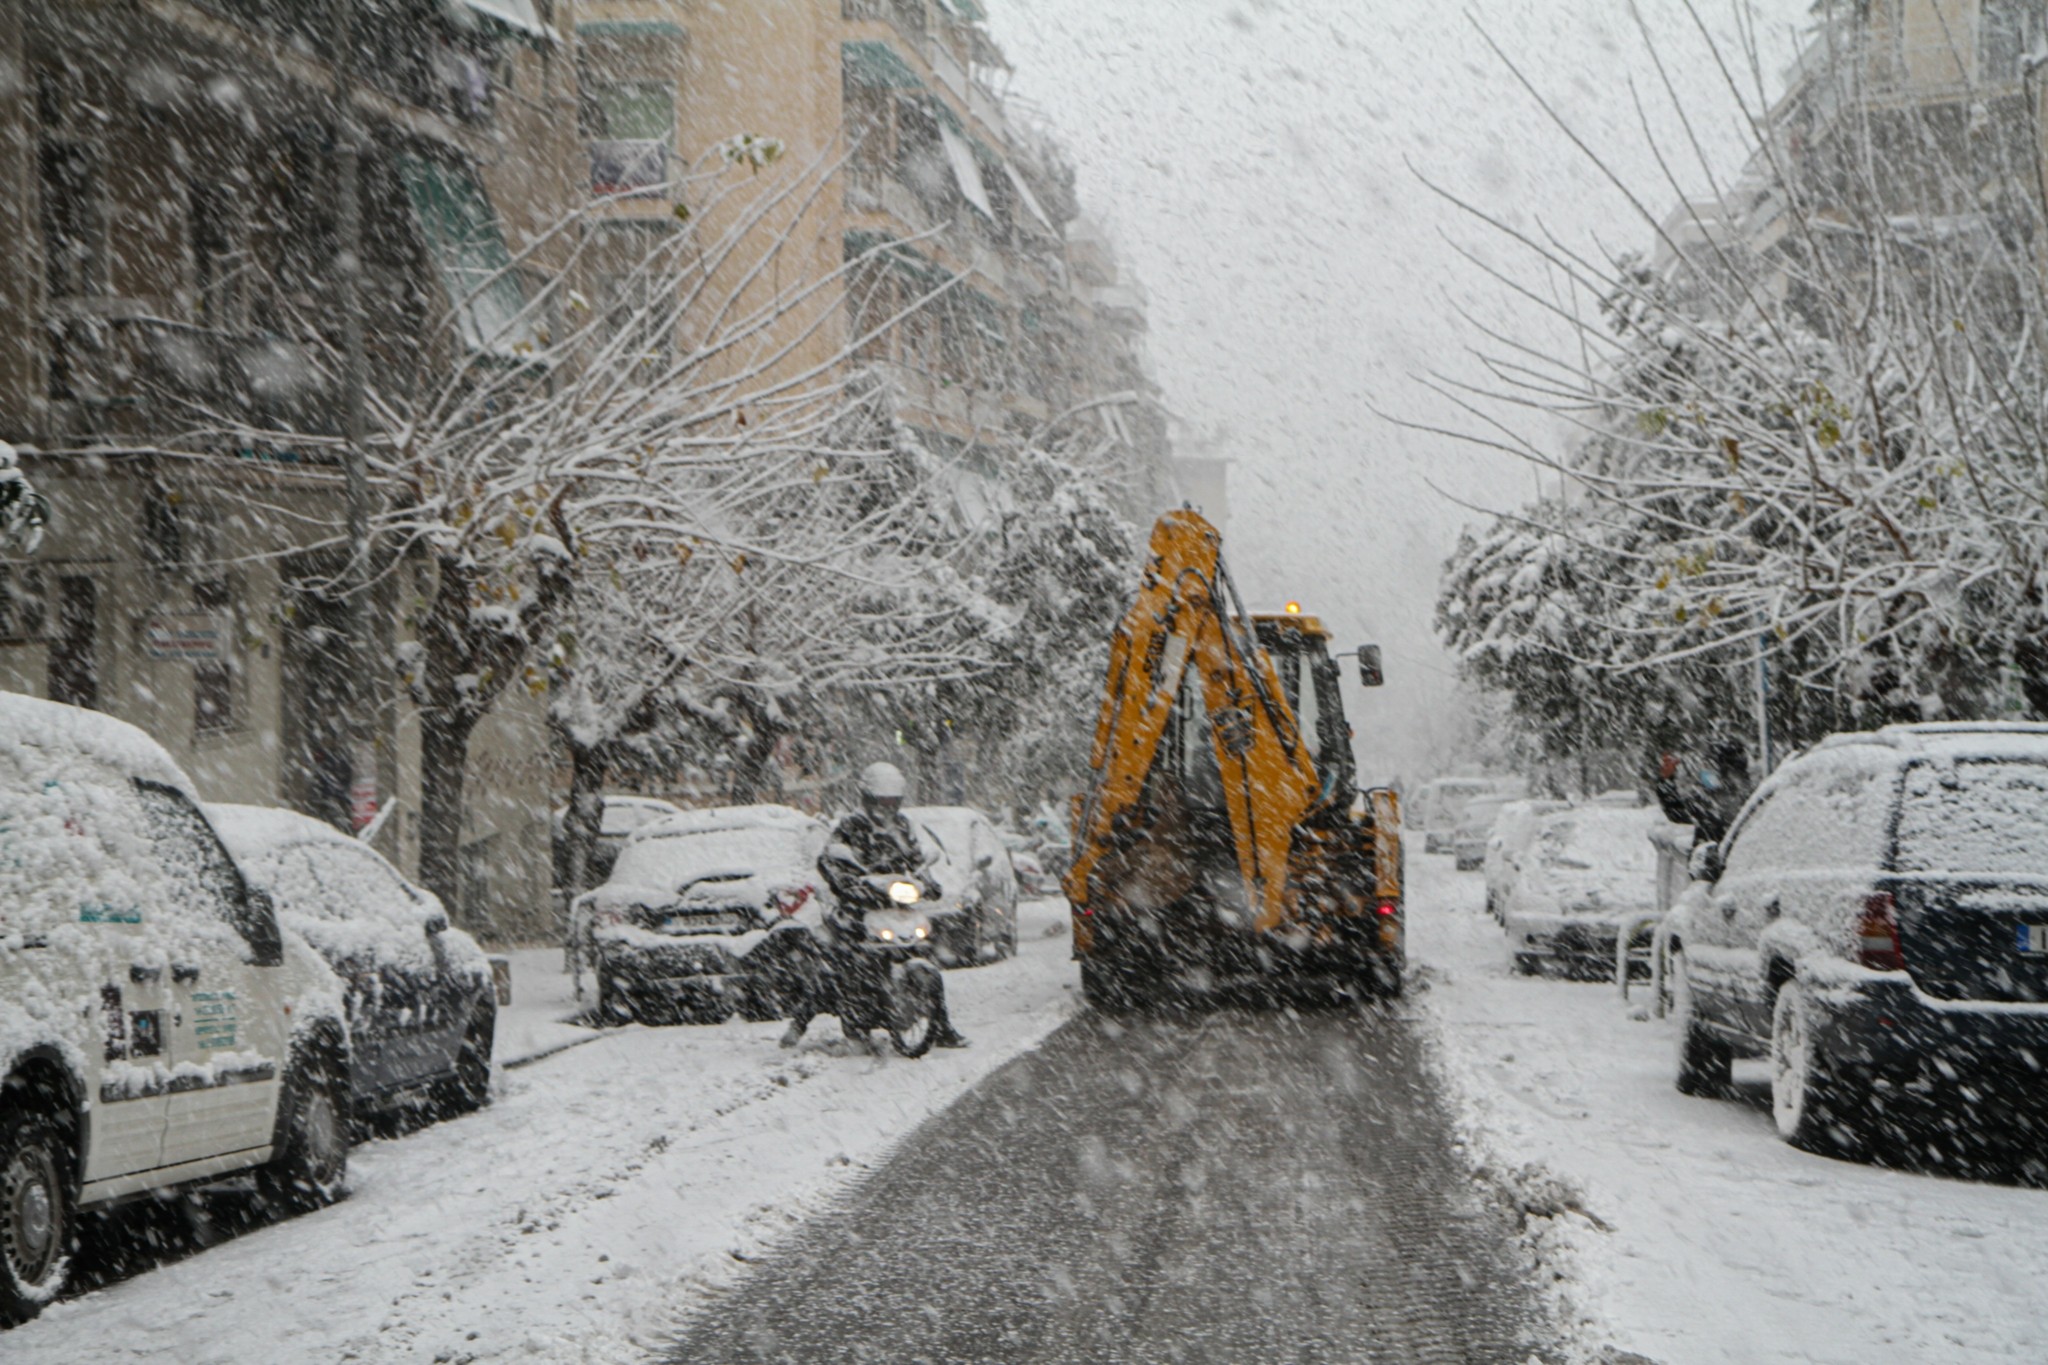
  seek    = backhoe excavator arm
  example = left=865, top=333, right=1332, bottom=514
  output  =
left=1064, top=510, right=1319, bottom=932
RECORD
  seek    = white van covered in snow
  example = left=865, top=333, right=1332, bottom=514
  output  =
left=0, top=696, right=349, bottom=1326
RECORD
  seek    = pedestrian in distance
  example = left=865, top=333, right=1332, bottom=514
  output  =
left=1653, top=739, right=1752, bottom=848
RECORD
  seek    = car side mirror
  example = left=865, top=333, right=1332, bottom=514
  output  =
left=1688, top=841, right=1722, bottom=883
left=422, top=911, right=450, bottom=935
left=1356, top=644, right=1384, bottom=688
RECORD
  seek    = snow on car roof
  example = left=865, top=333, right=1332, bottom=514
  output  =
left=905, top=805, right=986, bottom=834
left=1534, top=805, right=1664, bottom=870
left=1816, top=722, right=2048, bottom=761
left=0, top=692, right=193, bottom=795
left=208, top=802, right=362, bottom=862
left=629, top=803, right=823, bottom=841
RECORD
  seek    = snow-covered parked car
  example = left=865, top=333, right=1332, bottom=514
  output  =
left=906, top=805, right=1019, bottom=966
left=1452, top=796, right=1510, bottom=871
left=210, top=804, right=495, bottom=1127
left=1413, top=776, right=1520, bottom=854
left=1670, top=723, right=2048, bottom=1156
left=0, top=698, right=350, bottom=1326
left=1502, top=804, right=1666, bottom=977
left=570, top=804, right=829, bottom=1025
left=1483, top=798, right=1570, bottom=920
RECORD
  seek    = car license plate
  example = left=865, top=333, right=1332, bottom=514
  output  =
left=2017, top=924, right=2048, bottom=955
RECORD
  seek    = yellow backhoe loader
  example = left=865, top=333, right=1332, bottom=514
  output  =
left=1063, top=508, right=1403, bottom=1009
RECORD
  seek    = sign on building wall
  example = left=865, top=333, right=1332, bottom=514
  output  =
left=139, top=613, right=228, bottom=660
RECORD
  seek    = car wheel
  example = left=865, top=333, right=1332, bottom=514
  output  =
left=594, top=963, right=635, bottom=1026
left=0, top=1108, right=73, bottom=1326
left=260, top=1057, right=348, bottom=1213
left=1671, top=951, right=1732, bottom=1096
left=1771, top=979, right=1864, bottom=1154
left=441, top=1004, right=494, bottom=1117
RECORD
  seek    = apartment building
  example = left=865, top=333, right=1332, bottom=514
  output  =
left=0, top=0, right=573, bottom=940
left=568, top=0, right=1173, bottom=527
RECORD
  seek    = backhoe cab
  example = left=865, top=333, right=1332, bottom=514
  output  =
left=1064, top=510, right=1403, bottom=1010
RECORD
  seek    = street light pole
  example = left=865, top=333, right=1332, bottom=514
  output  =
left=332, top=0, right=374, bottom=829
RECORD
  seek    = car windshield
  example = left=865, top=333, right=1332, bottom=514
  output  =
left=601, top=799, right=679, bottom=838
left=1895, top=759, right=2048, bottom=877
left=609, top=826, right=817, bottom=891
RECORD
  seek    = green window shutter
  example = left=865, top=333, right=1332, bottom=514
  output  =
left=591, top=83, right=674, bottom=142
left=398, top=155, right=539, bottom=357
left=842, top=40, right=926, bottom=92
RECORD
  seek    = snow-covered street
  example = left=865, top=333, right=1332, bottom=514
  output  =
left=7, top=901, right=1079, bottom=1364
left=18, top=855, right=2048, bottom=1364
left=1410, top=851, right=2048, bottom=1364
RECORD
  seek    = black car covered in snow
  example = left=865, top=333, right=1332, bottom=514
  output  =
left=570, top=803, right=830, bottom=1025
left=211, top=803, right=496, bottom=1125
left=1669, top=722, right=2048, bottom=1157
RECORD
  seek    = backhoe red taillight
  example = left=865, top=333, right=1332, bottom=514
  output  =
left=1857, top=892, right=1905, bottom=971
left=1376, top=902, right=1397, bottom=916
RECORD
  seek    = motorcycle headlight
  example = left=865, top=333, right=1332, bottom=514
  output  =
left=887, top=880, right=921, bottom=905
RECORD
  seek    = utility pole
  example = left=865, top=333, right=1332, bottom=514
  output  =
left=332, top=0, right=376, bottom=832
left=1754, top=630, right=1773, bottom=776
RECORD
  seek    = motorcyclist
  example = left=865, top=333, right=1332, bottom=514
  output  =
left=780, top=761, right=969, bottom=1050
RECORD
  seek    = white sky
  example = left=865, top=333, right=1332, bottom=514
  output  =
left=987, top=0, right=1810, bottom=778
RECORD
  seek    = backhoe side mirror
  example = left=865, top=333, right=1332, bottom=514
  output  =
left=1357, top=644, right=1384, bottom=688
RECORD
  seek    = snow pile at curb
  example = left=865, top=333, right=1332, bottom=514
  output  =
left=1405, top=963, right=1618, bottom=1364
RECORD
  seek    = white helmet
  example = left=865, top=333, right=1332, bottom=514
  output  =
left=859, top=761, right=908, bottom=801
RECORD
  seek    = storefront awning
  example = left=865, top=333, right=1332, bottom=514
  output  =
left=398, top=155, right=544, bottom=360
left=447, top=0, right=557, bottom=42
left=1003, top=160, right=1055, bottom=231
left=843, top=40, right=926, bottom=92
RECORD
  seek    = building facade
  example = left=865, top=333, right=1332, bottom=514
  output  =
left=0, top=0, right=571, bottom=940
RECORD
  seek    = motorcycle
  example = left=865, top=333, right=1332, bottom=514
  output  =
left=814, top=870, right=947, bottom=1058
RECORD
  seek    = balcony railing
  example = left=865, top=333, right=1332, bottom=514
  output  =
left=588, top=140, right=670, bottom=197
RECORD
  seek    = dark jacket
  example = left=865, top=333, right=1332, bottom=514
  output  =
left=818, top=809, right=935, bottom=929
left=1655, top=775, right=1746, bottom=848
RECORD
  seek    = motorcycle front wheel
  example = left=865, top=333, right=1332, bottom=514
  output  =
left=888, top=959, right=944, bottom=1058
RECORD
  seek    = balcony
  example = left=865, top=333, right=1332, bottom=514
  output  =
left=930, top=43, right=969, bottom=100
left=968, top=79, right=1007, bottom=143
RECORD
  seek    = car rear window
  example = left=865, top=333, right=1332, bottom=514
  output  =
left=1895, top=759, right=2048, bottom=876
